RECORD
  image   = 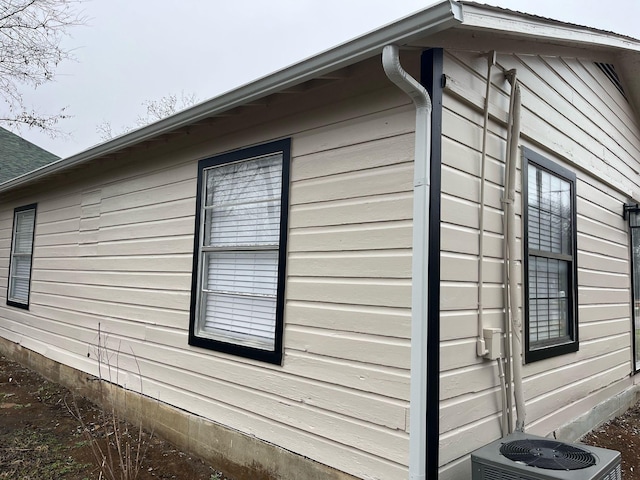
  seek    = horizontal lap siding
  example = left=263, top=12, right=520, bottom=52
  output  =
left=440, top=49, right=640, bottom=478
left=0, top=56, right=418, bottom=480
left=284, top=104, right=415, bottom=477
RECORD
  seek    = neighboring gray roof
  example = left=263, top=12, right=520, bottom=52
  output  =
left=0, top=127, right=59, bottom=184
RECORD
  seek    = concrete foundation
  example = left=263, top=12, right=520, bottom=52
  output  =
left=554, top=382, right=640, bottom=443
left=0, top=338, right=359, bottom=480
left=5, top=336, right=636, bottom=479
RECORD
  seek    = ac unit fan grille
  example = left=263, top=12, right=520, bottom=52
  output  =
left=499, top=439, right=597, bottom=470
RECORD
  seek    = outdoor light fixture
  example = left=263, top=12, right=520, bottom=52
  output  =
left=623, top=203, right=640, bottom=220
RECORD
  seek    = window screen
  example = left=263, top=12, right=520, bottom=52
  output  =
left=8, top=204, right=36, bottom=308
left=523, top=149, right=578, bottom=362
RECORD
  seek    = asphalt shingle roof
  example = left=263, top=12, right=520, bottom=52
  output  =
left=0, top=127, right=59, bottom=184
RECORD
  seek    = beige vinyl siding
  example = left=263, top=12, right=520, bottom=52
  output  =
left=0, top=55, right=420, bottom=480
left=439, top=49, right=640, bottom=479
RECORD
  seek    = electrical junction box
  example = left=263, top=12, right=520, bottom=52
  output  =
left=483, top=328, right=503, bottom=360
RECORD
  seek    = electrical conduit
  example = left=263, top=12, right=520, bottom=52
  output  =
left=504, top=69, right=526, bottom=431
left=382, top=44, right=431, bottom=480
left=477, top=52, right=496, bottom=357
left=501, top=80, right=515, bottom=434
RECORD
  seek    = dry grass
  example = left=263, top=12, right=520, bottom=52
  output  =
left=67, top=324, right=152, bottom=480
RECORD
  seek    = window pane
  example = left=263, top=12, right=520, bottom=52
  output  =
left=205, top=154, right=281, bottom=208
left=10, top=254, right=32, bottom=301
left=201, top=293, right=276, bottom=349
left=204, top=154, right=282, bottom=247
left=201, top=245, right=278, bottom=349
left=631, top=226, right=640, bottom=369
left=14, top=210, right=35, bottom=254
left=527, top=165, right=572, bottom=255
left=529, top=256, right=569, bottom=347
left=204, top=201, right=281, bottom=247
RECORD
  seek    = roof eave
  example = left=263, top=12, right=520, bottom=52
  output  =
left=0, top=0, right=463, bottom=195
left=457, top=3, right=640, bottom=123
left=459, top=2, right=640, bottom=52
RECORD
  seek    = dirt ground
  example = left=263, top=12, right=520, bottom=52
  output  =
left=2, top=351, right=640, bottom=480
left=0, top=353, right=232, bottom=480
left=583, top=404, right=640, bottom=480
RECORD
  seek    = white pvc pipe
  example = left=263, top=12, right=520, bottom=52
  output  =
left=502, top=68, right=516, bottom=434
left=477, top=52, right=496, bottom=357
left=497, top=358, right=508, bottom=436
left=504, top=70, right=526, bottom=431
left=382, top=44, right=432, bottom=480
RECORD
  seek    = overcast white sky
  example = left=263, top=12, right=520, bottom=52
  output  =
left=13, top=0, right=640, bottom=158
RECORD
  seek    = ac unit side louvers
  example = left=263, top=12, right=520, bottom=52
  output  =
left=471, top=432, right=621, bottom=480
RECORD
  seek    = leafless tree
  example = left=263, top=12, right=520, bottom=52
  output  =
left=136, top=91, right=198, bottom=126
left=96, top=91, right=199, bottom=140
left=0, top=0, right=84, bottom=134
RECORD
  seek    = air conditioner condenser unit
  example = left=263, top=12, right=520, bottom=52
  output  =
left=471, top=431, right=621, bottom=480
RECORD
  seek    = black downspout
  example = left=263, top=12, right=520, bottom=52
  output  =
left=421, top=48, right=443, bottom=479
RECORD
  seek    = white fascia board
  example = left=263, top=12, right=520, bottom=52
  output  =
left=0, top=0, right=463, bottom=195
left=459, top=3, right=640, bottom=53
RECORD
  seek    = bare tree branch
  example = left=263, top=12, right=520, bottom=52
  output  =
left=97, top=91, right=199, bottom=141
left=0, top=0, right=84, bottom=135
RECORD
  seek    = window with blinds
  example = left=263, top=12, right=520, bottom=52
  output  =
left=627, top=210, right=640, bottom=372
left=8, top=204, right=37, bottom=309
left=189, top=139, right=290, bottom=364
left=523, top=148, right=578, bottom=363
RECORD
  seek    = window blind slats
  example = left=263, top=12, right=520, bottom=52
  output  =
left=205, top=251, right=278, bottom=296
left=10, top=278, right=30, bottom=301
left=204, top=202, right=281, bottom=246
left=12, top=256, right=31, bottom=278
left=203, top=293, right=276, bottom=348
left=528, top=256, right=568, bottom=343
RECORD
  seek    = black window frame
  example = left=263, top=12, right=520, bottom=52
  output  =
left=522, top=148, right=579, bottom=363
left=7, top=203, right=37, bottom=310
left=188, top=139, right=290, bottom=365
left=625, top=205, right=640, bottom=373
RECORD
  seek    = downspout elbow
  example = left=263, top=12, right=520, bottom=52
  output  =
left=382, top=45, right=432, bottom=112
left=382, top=45, right=432, bottom=192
